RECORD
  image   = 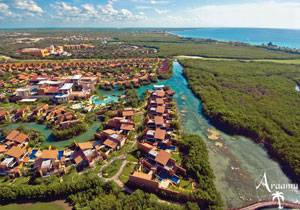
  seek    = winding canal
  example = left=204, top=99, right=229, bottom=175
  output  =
left=1, top=122, right=101, bottom=148
left=134, top=61, right=300, bottom=209
left=1, top=61, right=298, bottom=209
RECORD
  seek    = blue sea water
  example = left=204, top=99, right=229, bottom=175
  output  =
left=171, top=28, right=300, bottom=49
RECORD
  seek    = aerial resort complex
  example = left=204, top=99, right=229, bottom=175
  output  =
left=0, top=6, right=300, bottom=209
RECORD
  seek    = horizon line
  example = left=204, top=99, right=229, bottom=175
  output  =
left=1, top=26, right=300, bottom=31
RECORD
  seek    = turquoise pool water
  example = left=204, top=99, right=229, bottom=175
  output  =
left=91, top=95, right=119, bottom=105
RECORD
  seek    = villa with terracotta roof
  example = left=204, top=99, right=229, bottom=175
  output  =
left=33, top=149, right=65, bottom=177
left=71, top=142, right=101, bottom=170
left=0, top=110, right=9, bottom=121
left=129, top=86, right=187, bottom=192
left=4, top=130, right=29, bottom=148
left=107, top=117, right=135, bottom=134
left=0, top=146, right=27, bottom=176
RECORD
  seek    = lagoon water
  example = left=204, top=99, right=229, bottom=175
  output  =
left=99, top=61, right=300, bottom=208
left=1, top=121, right=101, bottom=148
left=1, top=61, right=298, bottom=208
left=171, top=28, right=300, bottom=49
left=112, top=61, right=299, bottom=208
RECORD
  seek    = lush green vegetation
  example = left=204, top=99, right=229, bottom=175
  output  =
left=1, top=31, right=300, bottom=60
left=52, top=122, right=88, bottom=140
left=1, top=126, right=45, bottom=148
left=68, top=184, right=189, bottom=210
left=0, top=202, right=66, bottom=210
left=180, top=58, right=300, bottom=181
left=102, top=159, right=122, bottom=178
left=119, top=162, right=136, bottom=183
left=124, top=89, right=140, bottom=108
left=180, top=134, right=223, bottom=210
left=122, top=34, right=300, bottom=59
left=0, top=173, right=100, bottom=204
left=0, top=172, right=191, bottom=210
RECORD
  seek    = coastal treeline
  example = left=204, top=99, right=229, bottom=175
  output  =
left=0, top=173, right=194, bottom=210
left=181, top=134, right=223, bottom=210
left=180, top=58, right=300, bottom=181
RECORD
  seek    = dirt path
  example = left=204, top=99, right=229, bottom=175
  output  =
left=98, top=141, right=137, bottom=188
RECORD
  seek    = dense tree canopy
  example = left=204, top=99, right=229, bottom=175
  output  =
left=180, top=59, right=300, bottom=181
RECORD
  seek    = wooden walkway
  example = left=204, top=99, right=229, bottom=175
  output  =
left=232, top=200, right=300, bottom=210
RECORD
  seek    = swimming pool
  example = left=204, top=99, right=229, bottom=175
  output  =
left=158, top=144, right=176, bottom=151
left=58, top=150, right=64, bottom=160
left=91, top=95, right=119, bottom=106
left=29, top=149, right=38, bottom=160
left=158, top=170, right=180, bottom=184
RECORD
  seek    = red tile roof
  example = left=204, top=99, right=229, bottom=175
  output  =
left=156, top=98, right=164, bottom=105
left=154, top=128, right=166, bottom=140
left=5, top=146, right=26, bottom=159
left=77, top=142, right=93, bottom=151
left=40, top=150, right=58, bottom=160
left=155, top=150, right=171, bottom=166
left=103, top=139, right=118, bottom=149
left=156, top=106, right=165, bottom=114
left=120, top=123, right=134, bottom=131
left=156, top=90, right=165, bottom=97
left=0, top=145, right=7, bottom=153
left=14, top=133, right=29, bottom=144
left=6, top=130, right=20, bottom=141
left=154, top=116, right=164, bottom=125
left=122, top=110, right=134, bottom=117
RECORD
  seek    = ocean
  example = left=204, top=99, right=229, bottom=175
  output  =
left=170, top=28, right=300, bottom=49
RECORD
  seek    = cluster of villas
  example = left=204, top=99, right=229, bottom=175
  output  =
left=18, top=44, right=94, bottom=58
left=0, top=58, right=164, bottom=75
left=0, top=58, right=170, bottom=103
left=94, top=108, right=135, bottom=155
left=0, top=104, right=81, bottom=131
left=14, top=74, right=98, bottom=103
left=129, top=86, right=187, bottom=191
left=0, top=107, right=136, bottom=178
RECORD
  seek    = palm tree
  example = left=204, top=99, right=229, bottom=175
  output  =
left=272, top=191, right=284, bottom=209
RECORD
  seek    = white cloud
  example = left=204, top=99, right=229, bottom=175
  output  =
left=52, top=2, right=80, bottom=15
left=3, top=0, right=300, bottom=29
left=13, top=0, right=43, bottom=14
left=184, top=1, right=300, bottom=29
left=154, top=9, right=168, bottom=14
left=137, top=1, right=300, bottom=29
left=0, top=2, right=12, bottom=16
left=82, top=4, right=97, bottom=16
left=49, top=0, right=145, bottom=25
left=150, top=0, right=170, bottom=5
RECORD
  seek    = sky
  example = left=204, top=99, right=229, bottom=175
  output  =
left=0, top=0, right=300, bottom=29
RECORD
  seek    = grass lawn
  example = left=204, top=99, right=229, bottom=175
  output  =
left=0, top=202, right=66, bottom=210
left=171, top=151, right=182, bottom=164
left=133, top=114, right=143, bottom=125
left=119, top=162, right=136, bottom=183
left=169, top=179, right=194, bottom=193
left=126, top=149, right=139, bottom=162
left=102, top=159, right=122, bottom=178
left=109, top=140, right=136, bottom=159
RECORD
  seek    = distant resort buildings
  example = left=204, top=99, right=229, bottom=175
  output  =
left=0, top=58, right=170, bottom=104
left=18, top=44, right=95, bottom=58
